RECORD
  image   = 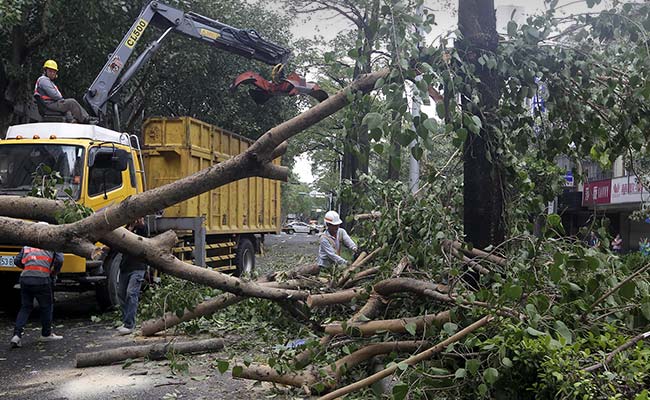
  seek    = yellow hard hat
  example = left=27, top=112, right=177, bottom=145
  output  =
left=43, top=59, right=58, bottom=71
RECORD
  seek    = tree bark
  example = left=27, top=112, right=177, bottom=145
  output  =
left=293, top=293, right=387, bottom=368
left=307, top=288, right=366, bottom=308
left=318, top=316, right=493, bottom=400
left=336, top=247, right=382, bottom=287
left=458, top=0, right=505, bottom=249
left=442, top=239, right=507, bottom=267
left=373, top=278, right=450, bottom=298
left=343, top=266, right=380, bottom=288
left=75, top=338, right=224, bottom=368
left=236, top=340, right=429, bottom=391
left=323, top=311, right=450, bottom=336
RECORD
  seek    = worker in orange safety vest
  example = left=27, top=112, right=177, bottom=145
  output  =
left=10, top=242, right=64, bottom=348
left=34, top=59, right=93, bottom=123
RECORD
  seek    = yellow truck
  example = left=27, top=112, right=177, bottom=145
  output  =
left=0, top=117, right=280, bottom=308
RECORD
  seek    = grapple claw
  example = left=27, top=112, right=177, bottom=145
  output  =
left=231, top=71, right=328, bottom=104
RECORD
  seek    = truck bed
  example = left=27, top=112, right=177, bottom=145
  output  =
left=142, top=117, right=281, bottom=235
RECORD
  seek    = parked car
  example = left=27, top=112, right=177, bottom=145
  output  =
left=283, top=221, right=318, bottom=235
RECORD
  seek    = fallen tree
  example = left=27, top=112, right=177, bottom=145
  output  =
left=142, top=264, right=322, bottom=336
left=75, top=338, right=224, bottom=368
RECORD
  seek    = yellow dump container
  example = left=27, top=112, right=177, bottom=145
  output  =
left=142, top=117, right=281, bottom=235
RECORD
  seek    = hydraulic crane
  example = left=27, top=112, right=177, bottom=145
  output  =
left=83, top=1, right=327, bottom=128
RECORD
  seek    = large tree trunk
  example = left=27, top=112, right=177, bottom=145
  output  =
left=339, top=0, right=379, bottom=222
left=458, top=0, right=505, bottom=249
left=75, top=338, right=224, bottom=368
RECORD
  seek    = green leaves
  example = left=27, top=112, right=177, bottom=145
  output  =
left=362, top=112, right=384, bottom=130
left=507, top=21, right=518, bottom=36
left=462, top=114, right=482, bottom=135
left=504, top=283, right=523, bottom=300
left=466, top=359, right=481, bottom=375
left=443, top=322, right=459, bottom=335
left=483, top=368, right=499, bottom=385
left=619, top=281, right=636, bottom=300
left=641, top=302, right=650, bottom=321
left=392, top=382, right=409, bottom=400
left=405, top=321, right=417, bottom=336
left=554, top=321, right=572, bottom=344
left=526, top=327, right=547, bottom=337
left=216, top=359, right=229, bottom=374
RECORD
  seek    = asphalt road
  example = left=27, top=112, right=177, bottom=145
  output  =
left=0, top=233, right=320, bottom=400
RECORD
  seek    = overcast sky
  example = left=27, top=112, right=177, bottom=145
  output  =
left=276, top=0, right=612, bottom=42
left=282, top=0, right=613, bottom=183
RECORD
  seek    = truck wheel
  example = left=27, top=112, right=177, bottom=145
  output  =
left=235, top=238, right=255, bottom=277
left=0, top=277, right=20, bottom=312
left=95, top=253, right=122, bottom=311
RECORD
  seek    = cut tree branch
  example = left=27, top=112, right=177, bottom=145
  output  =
left=323, top=311, right=451, bottom=336
left=318, top=316, right=494, bottom=400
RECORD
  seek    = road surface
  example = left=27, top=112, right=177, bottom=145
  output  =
left=0, top=233, right=320, bottom=399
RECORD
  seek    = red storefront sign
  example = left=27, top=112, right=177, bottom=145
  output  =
left=582, top=179, right=611, bottom=206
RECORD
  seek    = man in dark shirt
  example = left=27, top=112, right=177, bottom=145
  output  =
left=116, top=217, right=148, bottom=335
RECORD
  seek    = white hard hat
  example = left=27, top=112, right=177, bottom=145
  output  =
left=324, top=210, right=342, bottom=225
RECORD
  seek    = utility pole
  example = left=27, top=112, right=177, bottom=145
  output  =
left=408, top=3, right=424, bottom=194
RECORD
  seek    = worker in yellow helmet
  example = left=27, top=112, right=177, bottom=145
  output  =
left=34, top=60, right=94, bottom=124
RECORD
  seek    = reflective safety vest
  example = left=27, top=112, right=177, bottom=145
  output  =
left=21, top=247, right=54, bottom=276
left=322, top=231, right=341, bottom=255
left=34, top=76, right=61, bottom=102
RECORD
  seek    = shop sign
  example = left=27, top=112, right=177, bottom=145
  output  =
left=611, top=175, right=650, bottom=204
left=582, top=179, right=611, bottom=206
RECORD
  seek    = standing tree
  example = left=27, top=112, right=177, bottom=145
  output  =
left=457, top=0, right=504, bottom=248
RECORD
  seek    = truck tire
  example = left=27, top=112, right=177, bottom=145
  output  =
left=0, top=277, right=20, bottom=312
left=95, top=253, right=122, bottom=311
left=234, top=238, right=255, bottom=277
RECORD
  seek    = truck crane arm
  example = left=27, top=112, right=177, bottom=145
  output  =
left=84, top=1, right=326, bottom=121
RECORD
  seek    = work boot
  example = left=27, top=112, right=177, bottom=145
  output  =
left=10, top=335, right=21, bottom=348
left=39, top=333, right=63, bottom=342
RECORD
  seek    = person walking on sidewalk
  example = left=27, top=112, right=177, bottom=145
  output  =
left=10, top=243, right=64, bottom=348
left=116, top=217, right=148, bottom=335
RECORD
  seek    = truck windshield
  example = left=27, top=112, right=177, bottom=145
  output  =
left=0, top=144, right=84, bottom=199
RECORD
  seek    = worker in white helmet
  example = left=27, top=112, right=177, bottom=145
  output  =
left=317, top=210, right=358, bottom=268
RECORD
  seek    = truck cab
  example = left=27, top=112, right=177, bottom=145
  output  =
left=0, top=123, right=144, bottom=307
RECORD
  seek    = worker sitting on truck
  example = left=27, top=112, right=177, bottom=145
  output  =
left=317, top=210, right=358, bottom=268
left=10, top=239, right=64, bottom=348
left=34, top=59, right=94, bottom=124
